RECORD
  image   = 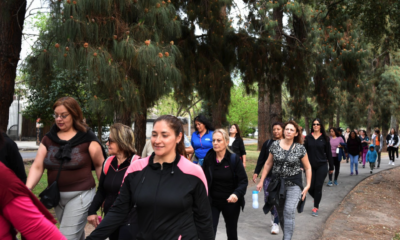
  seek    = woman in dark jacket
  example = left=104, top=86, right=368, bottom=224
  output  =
left=87, top=123, right=139, bottom=240
left=304, top=118, right=334, bottom=217
left=203, top=129, right=248, bottom=240
left=0, top=131, right=26, bottom=183
left=346, top=131, right=362, bottom=175
left=386, top=128, right=398, bottom=165
left=229, top=124, right=247, bottom=168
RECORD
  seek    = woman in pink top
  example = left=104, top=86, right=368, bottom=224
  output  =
left=0, top=162, right=65, bottom=240
left=327, top=128, right=344, bottom=187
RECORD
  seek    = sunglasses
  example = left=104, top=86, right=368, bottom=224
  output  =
left=107, top=137, right=114, bottom=143
left=313, top=123, right=320, bottom=126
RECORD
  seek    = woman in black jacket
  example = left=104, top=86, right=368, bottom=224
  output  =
left=87, top=123, right=139, bottom=240
left=86, top=115, right=213, bottom=240
left=229, top=124, right=247, bottom=168
left=304, top=118, right=334, bottom=217
left=386, top=128, right=398, bottom=165
left=0, top=131, right=26, bottom=183
left=203, top=128, right=248, bottom=240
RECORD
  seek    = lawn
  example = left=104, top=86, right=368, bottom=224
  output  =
left=244, top=144, right=260, bottom=183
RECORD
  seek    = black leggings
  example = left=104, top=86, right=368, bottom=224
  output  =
left=328, top=157, right=340, bottom=181
left=308, top=164, right=328, bottom=209
left=388, top=147, right=396, bottom=161
left=211, top=202, right=241, bottom=240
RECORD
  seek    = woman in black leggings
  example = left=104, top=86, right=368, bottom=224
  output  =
left=304, top=118, right=334, bottom=217
left=386, top=128, right=398, bottom=165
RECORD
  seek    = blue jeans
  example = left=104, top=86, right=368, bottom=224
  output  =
left=193, top=158, right=204, bottom=166
left=349, top=154, right=359, bottom=173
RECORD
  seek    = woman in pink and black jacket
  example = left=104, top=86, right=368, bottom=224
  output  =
left=86, top=115, right=213, bottom=240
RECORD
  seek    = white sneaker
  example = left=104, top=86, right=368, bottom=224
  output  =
left=389, top=160, right=393, bottom=165
left=271, top=223, right=279, bottom=235
left=392, top=162, right=395, bottom=166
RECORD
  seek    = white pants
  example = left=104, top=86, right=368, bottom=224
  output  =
left=55, top=188, right=95, bottom=240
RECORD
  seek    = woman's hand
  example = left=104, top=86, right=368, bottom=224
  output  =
left=252, top=173, right=258, bottom=183
left=329, top=170, right=334, bottom=174
left=301, top=185, right=310, bottom=201
left=227, top=194, right=238, bottom=203
left=256, top=182, right=263, bottom=192
left=87, top=214, right=100, bottom=228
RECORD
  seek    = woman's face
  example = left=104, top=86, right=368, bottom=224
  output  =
left=360, top=130, right=365, bottom=137
left=54, top=105, right=74, bottom=132
left=284, top=124, right=298, bottom=140
left=312, top=120, right=321, bottom=132
left=330, top=129, right=336, bottom=137
left=346, top=128, right=350, bottom=133
left=106, top=133, right=120, bottom=156
left=195, top=121, right=206, bottom=133
left=272, top=125, right=283, bottom=139
left=151, top=120, right=182, bottom=157
left=350, top=132, right=356, bottom=139
left=391, top=129, right=395, bottom=134
left=229, top=125, right=237, bottom=135
left=212, top=132, right=227, bottom=153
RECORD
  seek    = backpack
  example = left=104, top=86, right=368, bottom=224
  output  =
left=103, top=155, right=140, bottom=175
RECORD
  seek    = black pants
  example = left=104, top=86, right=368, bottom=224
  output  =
left=308, top=164, right=328, bottom=209
left=328, top=157, right=340, bottom=181
left=109, top=223, right=137, bottom=240
left=211, top=202, right=241, bottom=240
left=388, top=147, right=396, bottom=161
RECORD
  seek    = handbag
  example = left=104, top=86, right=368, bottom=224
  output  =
left=39, top=159, right=64, bottom=209
left=266, top=143, right=294, bottom=206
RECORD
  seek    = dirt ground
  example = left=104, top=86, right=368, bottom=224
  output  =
left=320, top=167, right=400, bottom=240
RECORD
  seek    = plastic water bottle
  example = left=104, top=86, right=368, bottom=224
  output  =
left=252, top=191, right=259, bottom=209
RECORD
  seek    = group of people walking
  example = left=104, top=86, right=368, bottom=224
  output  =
left=0, top=96, right=397, bottom=240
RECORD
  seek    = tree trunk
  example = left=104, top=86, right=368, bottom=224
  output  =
left=0, top=0, right=27, bottom=131
left=336, top=107, right=340, bottom=128
left=304, top=115, right=310, bottom=135
left=382, top=122, right=389, bottom=152
left=134, top=111, right=147, bottom=156
left=115, top=109, right=133, bottom=126
left=257, top=77, right=270, bottom=150
left=329, top=116, right=334, bottom=128
left=212, top=98, right=226, bottom=129
left=270, top=83, right=282, bottom=125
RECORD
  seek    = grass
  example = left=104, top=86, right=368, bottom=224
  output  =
left=244, top=144, right=260, bottom=183
left=393, top=233, right=400, bottom=240
left=245, top=144, right=259, bottom=152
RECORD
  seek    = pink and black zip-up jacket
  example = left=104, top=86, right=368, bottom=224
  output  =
left=86, top=153, right=214, bottom=240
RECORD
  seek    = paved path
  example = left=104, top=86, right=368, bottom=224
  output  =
left=216, top=156, right=396, bottom=240
left=15, top=141, right=39, bottom=151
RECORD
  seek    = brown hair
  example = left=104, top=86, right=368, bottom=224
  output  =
left=53, top=97, right=88, bottom=132
left=284, top=120, right=303, bottom=144
left=153, top=115, right=186, bottom=157
left=109, top=123, right=136, bottom=157
left=230, top=124, right=242, bottom=138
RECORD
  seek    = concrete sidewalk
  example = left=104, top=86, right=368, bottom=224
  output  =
left=216, top=156, right=397, bottom=240
left=15, top=141, right=39, bottom=151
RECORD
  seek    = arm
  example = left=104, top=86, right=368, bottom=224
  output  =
left=185, top=146, right=194, bottom=155
left=253, top=141, right=268, bottom=179
left=89, top=141, right=105, bottom=180
left=256, top=153, right=274, bottom=191
left=230, top=156, right=248, bottom=201
left=87, top=164, right=107, bottom=227
left=86, top=176, right=133, bottom=240
left=239, top=138, right=247, bottom=168
left=26, top=143, right=47, bottom=190
left=380, top=136, right=383, bottom=151
left=366, top=152, right=370, bottom=162
left=3, top=196, right=66, bottom=240
left=325, top=139, right=334, bottom=172
left=300, top=153, right=312, bottom=201
left=192, top=180, right=214, bottom=240
left=7, top=140, right=27, bottom=184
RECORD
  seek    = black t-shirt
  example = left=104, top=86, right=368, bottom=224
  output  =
left=210, top=158, right=235, bottom=205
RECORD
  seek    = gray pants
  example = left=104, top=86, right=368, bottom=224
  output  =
left=55, top=188, right=95, bottom=240
left=375, top=146, right=381, bottom=167
left=276, top=185, right=302, bottom=240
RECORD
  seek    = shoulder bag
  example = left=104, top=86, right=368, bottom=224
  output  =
left=39, top=159, right=64, bottom=209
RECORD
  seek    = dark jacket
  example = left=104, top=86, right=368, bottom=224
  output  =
left=86, top=153, right=213, bottom=240
left=386, top=134, right=399, bottom=147
left=0, top=133, right=26, bottom=183
left=347, top=137, right=362, bottom=156
left=254, top=139, right=275, bottom=176
left=304, top=134, right=334, bottom=171
left=230, top=137, right=246, bottom=157
left=202, top=149, right=248, bottom=210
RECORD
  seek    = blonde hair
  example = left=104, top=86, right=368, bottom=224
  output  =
left=109, top=123, right=136, bottom=157
left=213, top=128, right=232, bottom=153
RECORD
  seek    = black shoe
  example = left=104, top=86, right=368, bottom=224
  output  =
left=370, top=171, right=372, bottom=174
left=363, top=165, right=365, bottom=168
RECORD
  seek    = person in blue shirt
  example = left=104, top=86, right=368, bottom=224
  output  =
left=191, top=115, right=215, bottom=166
left=366, top=144, right=378, bottom=174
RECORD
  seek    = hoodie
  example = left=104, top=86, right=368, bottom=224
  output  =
left=366, top=144, right=378, bottom=163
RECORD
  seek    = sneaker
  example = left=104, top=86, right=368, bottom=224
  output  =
left=370, top=170, right=372, bottom=174
left=363, top=165, right=365, bottom=168
left=334, top=180, right=338, bottom=186
left=389, top=160, right=392, bottom=165
left=350, top=172, right=353, bottom=176
left=271, top=223, right=279, bottom=235
left=392, top=162, right=395, bottom=166
left=356, top=170, right=358, bottom=175
left=346, top=159, right=349, bottom=163
left=312, top=208, right=318, bottom=217
left=377, top=165, right=380, bottom=168
left=327, top=181, right=333, bottom=187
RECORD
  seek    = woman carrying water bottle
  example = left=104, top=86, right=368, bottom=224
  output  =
left=256, top=120, right=311, bottom=240
left=202, top=129, right=248, bottom=240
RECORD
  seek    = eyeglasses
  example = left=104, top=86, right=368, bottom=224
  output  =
left=107, top=137, right=114, bottom=143
left=313, top=123, right=320, bottom=126
left=53, top=114, right=70, bottom=119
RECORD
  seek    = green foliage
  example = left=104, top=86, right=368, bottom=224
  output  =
left=227, top=84, right=258, bottom=133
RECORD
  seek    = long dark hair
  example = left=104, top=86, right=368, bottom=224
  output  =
left=349, top=131, right=361, bottom=142
left=284, top=120, right=303, bottom=144
left=311, top=118, right=329, bottom=141
left=194, top=115, right=215, bottom=132
left=230, top=124, right=241, bottom=138
left=0, top=130, right=4, bottom=149
left=153, top=115, right=186, bottom=157
left=329, top=127, right=340, bottom=137
left=390, top=128, right=397, bottom=135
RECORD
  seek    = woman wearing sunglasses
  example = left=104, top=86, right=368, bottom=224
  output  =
left=26, top=97, right=106, bottom=240
left=87, top=123, right=140, bottom=240
left=304, top=118, right=334, bottom=217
